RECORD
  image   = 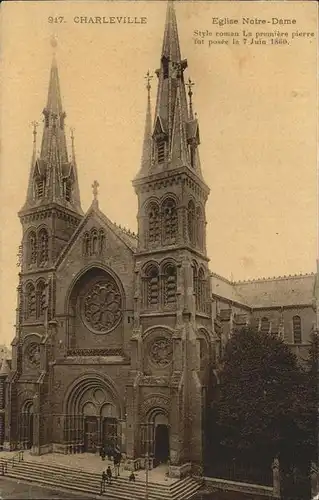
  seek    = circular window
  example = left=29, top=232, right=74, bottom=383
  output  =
left=82, top=279, right=122, bottom=334
left=149, top=336, right=173, bottom=367
left=26, top=343, right=40, bottom=368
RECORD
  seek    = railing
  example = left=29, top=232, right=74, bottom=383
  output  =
left=0, top=450, right=24, bottom=476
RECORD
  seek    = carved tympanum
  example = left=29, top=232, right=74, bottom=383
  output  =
left=149, top=337, right=173, bottom=367
left=26, top=343, right=40, bottom=367
left=83, top=280, right=122, bottom=333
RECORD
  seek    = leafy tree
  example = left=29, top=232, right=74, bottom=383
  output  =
left=296, top=330, right=318, bottom=462
left=212, top=327, right=305, bottom=465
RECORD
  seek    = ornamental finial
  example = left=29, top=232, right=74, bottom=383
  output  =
left=186, top=78, right=195, bottom=119
left=145, top=70, right=153, bottom=94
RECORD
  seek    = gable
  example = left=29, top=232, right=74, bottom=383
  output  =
left=55, top=205, right=137, bottom=272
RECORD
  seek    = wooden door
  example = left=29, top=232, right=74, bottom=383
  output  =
left=84, top=417, right=98, bottom=453
left=102, top=417, right=118, bottom=453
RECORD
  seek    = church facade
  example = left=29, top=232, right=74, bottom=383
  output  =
left=1, top=1, right=317, bottom=474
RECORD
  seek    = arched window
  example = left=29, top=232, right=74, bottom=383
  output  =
left=162, top=198, right=178, bottom=244
left=260, top=317, right=270, bottom=334
left=157, top=140, right=165, bottom=164
left=188, top=200, right=196, bottom=245
left=38, top=229, right=49, bottom=266
left=83, top=232, right=90, bottom=256
left=193, top=263, right=199, bottom=308
left=36, top=281, right=46, bottom=319
left=99, top=229, right=105, bottom=254
left=198, top=268, right=206, bottom=312
left=148, top=203, right=161, bottom=245
left=90, top=229, right=98, bottom=256
left=144, top=265, right=159, bottom=309
left=196, top=206, right=204, bottom=250
left=163, top=264, right=177, bottom=306
left=63, top=179, right=72, bottom=202
left=28, top=231, right=37, bottom=266
left=35, top=178, right=45, bottom=199
left=25, top=283, right=36, bottom=320
left=293, top=315, right=302, bottom=344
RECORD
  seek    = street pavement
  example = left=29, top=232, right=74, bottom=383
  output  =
left=0, top=477, right=97, bottom=499
left=0, top=477, right=271, bottom=500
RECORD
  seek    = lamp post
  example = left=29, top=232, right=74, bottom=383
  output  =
left=145, top=452, right=149, bottom=500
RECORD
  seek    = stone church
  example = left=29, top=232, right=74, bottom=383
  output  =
left=0, top=0, right=317, bottom=474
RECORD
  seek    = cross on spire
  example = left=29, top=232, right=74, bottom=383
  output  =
left=92, top=180, right=99, bottom=202
left=186, top=78, right=195, bottom=119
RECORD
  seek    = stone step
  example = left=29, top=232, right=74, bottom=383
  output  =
left=0, top=458, right=201, bottom=500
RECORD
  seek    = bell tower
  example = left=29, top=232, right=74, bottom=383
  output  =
left=19, top=38, right=83, bottom=274
left=128, top=0, right=213, bottom=471
left=133, top=0, right=209, bottom=259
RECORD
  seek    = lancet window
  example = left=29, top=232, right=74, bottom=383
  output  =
left=293, top=315, right=302, bottom=344
left=157, top=140, right=165, bottom=164
left=144, top=265, right=160, bottom=308
left=25, top=283, right=36, bottom=320
left=193, top=264, right=209, bottom=314
left=91, top=229, right=98, bottom=256
left=148, top=203, right=161, bottom=244
left=35, top=178, right=45, bottom=199
left=162, top=198, right=178, bottom=244
left=63, top=179, right=72, bottom=202
left=188, top=200, right=196, bottom=245
left=28, top=231, right=37, bottom=266
left=38, top=229, right=49, bottom=266
left=196, top=206, right=204, bottom=250
left=36, top=280, right=46, bottom=319
left=82, top=228, right=106, bottom=257
left=163, top=264, right=177, bottom=306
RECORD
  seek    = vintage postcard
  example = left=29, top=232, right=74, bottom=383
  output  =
left=0, top=1, right=318, bottom=499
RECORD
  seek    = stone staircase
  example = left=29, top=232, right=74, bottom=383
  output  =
left=0, top=455, right=202, bottom=500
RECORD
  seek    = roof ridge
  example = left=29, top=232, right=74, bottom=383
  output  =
left=235, top=272, right=315, bottom=284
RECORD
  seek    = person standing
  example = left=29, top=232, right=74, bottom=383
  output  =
left=100, top=470, right=107, bottom=494
left=106, top=465, right=112, bottom=485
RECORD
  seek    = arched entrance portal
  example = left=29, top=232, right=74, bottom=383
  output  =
left=141, top=402, right=170, bottom=467
left=154, top=414, right=169, bottom=464
left=64, top=375, right=122, bottom=454
left=20, top=401, right=34, bottom=450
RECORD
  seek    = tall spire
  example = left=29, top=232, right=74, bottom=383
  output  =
left=136, top=71, right=153, bottom=179
left=135, top=0, right=203, bottom=180
left=21, top=37, right=83, bottom=215
left=161, top=0, right=181, bottom=63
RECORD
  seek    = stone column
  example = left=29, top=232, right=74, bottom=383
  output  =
left=31, top=393, right=40, bottom=455
left=272, top=457, right=280, bottom=498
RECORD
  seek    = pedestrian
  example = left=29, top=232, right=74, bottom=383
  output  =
left=106, top=465, right=112, bottom=485
left=129, top=471, right=136, bottom=482
left=114, top=451, right=121, bottom=477
left=100, top=470, right=107, bottom=494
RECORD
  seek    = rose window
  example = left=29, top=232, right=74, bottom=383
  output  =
left=27, top=343, right=40, bottom=367
left=83, top=280, right=122, bottom=333
left=149, top=337, right=173, bottom=367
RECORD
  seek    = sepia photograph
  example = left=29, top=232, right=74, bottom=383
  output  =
left=0, top=1, right=318, bottom=499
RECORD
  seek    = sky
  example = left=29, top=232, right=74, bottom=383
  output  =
left=0, top=1, right=317, bottom=346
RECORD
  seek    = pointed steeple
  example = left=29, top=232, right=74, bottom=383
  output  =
left=136, top=71, right=153, bottom=179
left=161, top=0, right=181, bottom=63
left=136, top=0, right=204, bottom=181
left=21, top=37, right=83, bottom=215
